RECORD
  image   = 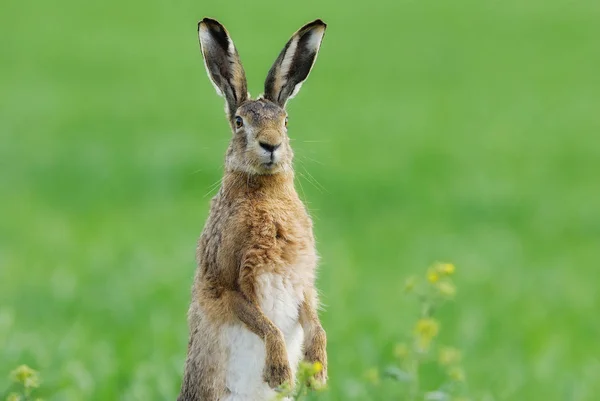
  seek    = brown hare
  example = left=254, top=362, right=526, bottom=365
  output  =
left=177, top=18, right=328, bottom=401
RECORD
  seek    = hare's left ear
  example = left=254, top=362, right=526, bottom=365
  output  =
left=264, top=19, right=326, bottom=107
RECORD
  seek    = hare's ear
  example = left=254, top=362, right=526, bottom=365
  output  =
left=264, top=19, right=326, bottom=107
left=198, top=18, right=248, bottom=118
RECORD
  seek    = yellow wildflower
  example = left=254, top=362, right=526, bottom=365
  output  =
left=439, top=263, right=455, bottom=275
left=312, top=361, right=323, bottom=374
left=297, top=361, right=322, bottom=379
left=438, top=347, right=462, bottom=366
left=427, top=269, right=440, bottom=283
left=414, top=318, right=440, bottom=350
left=448, top=366, right=466, bottom=382
left=415, top=318, right=440, bottom=338
left=393, top=343, right=409, bottom=359
left=10, top=365, right=40, bottom=389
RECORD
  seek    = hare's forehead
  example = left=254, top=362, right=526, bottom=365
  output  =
left=237, top=100, right=286, bottom=123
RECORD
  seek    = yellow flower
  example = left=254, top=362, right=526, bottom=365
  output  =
left=364, top=368, right=380, bottom=385
left=415, top=318, right=440, bottom=338
left=6, top=393, right=21, bottom=401
left=312, top=361, right=323, bottom=374
left=436, top=281, right=457, bottom=298
left=10, top=365, right=40, bottom=389
left=414, top=318, right=440, bottom=350
left=297, top=360, right=323, bottom=378
left=438, top=347, right=462, bottom=366
left=439, top=263, right=455, bottom=275
left=427, top=270, right=440, bottom=283
left=393, top=343, right=409, bottom=359
left=448, top=366, right=466, bottom=382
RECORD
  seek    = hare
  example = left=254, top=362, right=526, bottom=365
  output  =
left=177, top=18, right=328, bottom=401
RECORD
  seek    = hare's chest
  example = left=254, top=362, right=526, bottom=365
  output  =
left=256, top=272, right=304, bottom=333
left=224, top=272, right=305, bottom=400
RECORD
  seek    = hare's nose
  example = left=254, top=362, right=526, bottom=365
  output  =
left=259, top=142, right=281, bottom=153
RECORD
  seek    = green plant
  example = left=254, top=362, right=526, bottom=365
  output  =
left=4, top=365, right=43, bottom=401
left=275, top=263, right=471, bottom=401
left=375, top=263, right=470, bottom=401
left=273, top=361, right=326, bottom=401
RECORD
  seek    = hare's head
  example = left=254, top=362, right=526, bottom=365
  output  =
left=198, top=18, right=326, bottom=175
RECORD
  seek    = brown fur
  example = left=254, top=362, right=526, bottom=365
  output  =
left=179, top=172, right=327, bottom=400
left=178, top=18, right=327, bottom=401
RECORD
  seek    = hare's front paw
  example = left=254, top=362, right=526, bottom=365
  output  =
left=303, top=354, right=327, bottom=387
left=263, top=359, right=293, bottom=389
left=304, top=327, right=328, bottom=386
left=310, top=361, right=327, bottom=386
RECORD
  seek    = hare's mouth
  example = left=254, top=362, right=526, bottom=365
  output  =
left=258, top=160, right=283, bottom=174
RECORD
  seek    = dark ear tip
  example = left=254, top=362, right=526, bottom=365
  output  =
left=314, top=19, right=327, bottom=27
left=198, top=17, right=223, bottom=31
left=308, top=19, right=327, bottom=29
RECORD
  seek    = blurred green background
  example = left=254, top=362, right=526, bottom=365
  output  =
left=1, top=0, right=599, bottom=399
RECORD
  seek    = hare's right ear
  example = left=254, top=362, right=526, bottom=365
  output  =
left=198, top=18, right=248, bottom=118
left=264, top=20, right=326, bottom=107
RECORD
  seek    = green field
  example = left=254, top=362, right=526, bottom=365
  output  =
left=1, top=0, right=599, bottom=399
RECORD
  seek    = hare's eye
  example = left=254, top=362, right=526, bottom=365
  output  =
left=235, top=116, right=243, bottom=129
left=284, top=117, right=288, bottom=128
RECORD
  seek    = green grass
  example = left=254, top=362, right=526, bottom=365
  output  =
left=1, top=0, right=599, bottom=399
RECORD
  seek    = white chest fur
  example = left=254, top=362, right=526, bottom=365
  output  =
left=223, top=272, right=304, bottom=401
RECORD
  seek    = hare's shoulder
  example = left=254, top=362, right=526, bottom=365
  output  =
left=196, top=197, right=248, bottom=281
